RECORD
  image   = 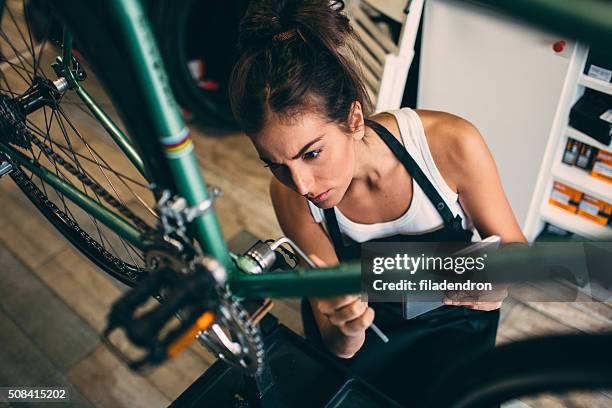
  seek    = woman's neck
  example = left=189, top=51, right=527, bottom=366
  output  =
left=337, top=124, right=397, bottom=210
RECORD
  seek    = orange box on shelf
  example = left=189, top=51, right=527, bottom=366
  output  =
left=576, top=194, right=612, bottom=225
left=591, top=149, right=612, bottom=184
left=548, top=182, right=582, bottom=213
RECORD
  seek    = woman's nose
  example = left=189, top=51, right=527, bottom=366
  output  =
left=288, top=166, right=312, bottom=196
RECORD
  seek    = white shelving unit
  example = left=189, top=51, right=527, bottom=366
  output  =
left=345, top=0, right=424, bottom=112
left=524, top=45, right=612, bottom=241
left=578, top=74, right=612, bottom=96
left=353, top=0, right=611, bottom=242
left=566, top=126, right=609, bottom=151
left=540, top=204, right=612, bottom=241
left=551, top=163, right=612, bottom=203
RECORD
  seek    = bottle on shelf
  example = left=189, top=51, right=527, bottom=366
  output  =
left=575, top=143, right=597, bottom=170
left=562, top=138, right=582, bottom=166
left=591, top=149, right=612, bottom=184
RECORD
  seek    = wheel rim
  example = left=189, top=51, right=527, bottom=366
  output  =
left=0, top=0, right=157, bottom=284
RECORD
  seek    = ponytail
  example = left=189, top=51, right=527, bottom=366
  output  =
left=229, top=0, right=372, bottom=135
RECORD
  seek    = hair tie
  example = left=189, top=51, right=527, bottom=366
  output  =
left=272, top=28, right=297, bottom=42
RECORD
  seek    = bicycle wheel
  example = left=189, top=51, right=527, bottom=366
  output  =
left=0, top=0, right=156, bottom=286
left=149, top=0, right=248, bottom=131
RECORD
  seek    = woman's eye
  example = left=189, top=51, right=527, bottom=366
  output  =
left=303, top=149, right=321, bottom=160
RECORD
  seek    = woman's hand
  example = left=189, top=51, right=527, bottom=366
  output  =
left=309, top=255, right=375, bottom=358
left=443, top=284, right=509, bottom=311
left=312, top=295, right=375, bottom=337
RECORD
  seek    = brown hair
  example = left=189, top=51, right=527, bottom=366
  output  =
left=229, top=0, right=372, bottom=136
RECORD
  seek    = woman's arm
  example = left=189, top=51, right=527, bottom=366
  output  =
left=422, top=111, right=527, bottom=244
left=269, top=177, right=373, bottom=357
left=423, top=112, right=527, bottom=310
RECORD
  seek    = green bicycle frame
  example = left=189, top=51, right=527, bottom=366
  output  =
left=1, top=0, right=609, bottom=298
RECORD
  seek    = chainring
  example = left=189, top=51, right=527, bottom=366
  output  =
left=197, top=287, right=265, bottom=376
left=145, top=240, right=264, bottom=376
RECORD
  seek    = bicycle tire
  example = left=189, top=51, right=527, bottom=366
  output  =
left=148, top=0, right=248, bottom=131
left=423, top=332, right=612, bottom=408
left=0, top=0, right=159, bottom=287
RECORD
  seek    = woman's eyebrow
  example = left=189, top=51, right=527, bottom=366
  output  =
left=259, top=135, right=325, bottom=164
left=290, top=135, right=324, bottom=160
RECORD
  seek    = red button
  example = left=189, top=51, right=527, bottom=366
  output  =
left=553, top=41, right=566, bottom=53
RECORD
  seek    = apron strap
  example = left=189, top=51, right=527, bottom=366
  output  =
left=323, top=207, right=348, bottom=262
left=365, top=119, right=457, bottom=225
left=321, top=118, right=467, bottom=261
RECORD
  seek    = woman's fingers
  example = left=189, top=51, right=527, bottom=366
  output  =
left=315, top=295, right=360, bottom=314
left=444, top=299, right=503, bottom=311
left=307, top=253, right=373, bottom=336
left=443, top=286, right=508, bottom=311
left=328, top=299, right=368, bottom=326
left=342, top=307, right=375, bottom=336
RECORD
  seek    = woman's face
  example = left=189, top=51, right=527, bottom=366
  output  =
left=251, top=111, right=362, bottom=208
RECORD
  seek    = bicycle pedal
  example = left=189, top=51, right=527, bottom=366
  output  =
left=0, top=161, right=13, bottom=178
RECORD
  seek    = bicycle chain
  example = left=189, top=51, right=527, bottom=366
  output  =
left=3, top=96, right=266, bottom=376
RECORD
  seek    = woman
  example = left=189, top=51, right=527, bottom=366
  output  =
left=229, top=0, right=526, bottom=405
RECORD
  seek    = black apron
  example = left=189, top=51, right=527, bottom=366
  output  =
left=301, top=119, right=500, bottom=407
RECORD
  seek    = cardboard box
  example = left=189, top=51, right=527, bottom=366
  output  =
left=577, top=194, right=612, bottom=225
left=549, top=182, right=582, bottom=213
left=591, top=149, right=612, bottom=184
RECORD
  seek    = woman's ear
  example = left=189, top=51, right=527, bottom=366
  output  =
left=347, top=101, right=365, bottom=140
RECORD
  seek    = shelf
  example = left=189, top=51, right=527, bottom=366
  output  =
left=552, top=163, right=612, bottom=203
left=579, top=74, right=612, bottom=96
left=566, top=126, right=611, bottom=151
left=540, top=204, right=612, bottom=240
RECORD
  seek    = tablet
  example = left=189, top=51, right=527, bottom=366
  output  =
left=401, top=235, right=501, bottom=320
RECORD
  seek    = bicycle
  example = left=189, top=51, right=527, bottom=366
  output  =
left=0, top=0, right=610, bottom=406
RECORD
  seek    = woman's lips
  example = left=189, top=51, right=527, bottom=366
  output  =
left=311, top=189, right=331, bottom=203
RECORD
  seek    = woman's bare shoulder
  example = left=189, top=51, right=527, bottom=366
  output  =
left=413, top=109, right=487, bottom=192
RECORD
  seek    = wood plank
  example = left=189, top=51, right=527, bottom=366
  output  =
left=0, top=246, right=99, bottom=373
left=0, top=309, right=94, bottom=407
left=496, top=303, right=579, bottom=345
left=34, top=247, right=125, bottom=332
left=521, top=390, right=611, bottom=408
left=194, top=163, right=280, bottom=241
left=271, top=299, right=303, bottom=336
left=135, top=349, right=210, bottom=401
left=193, top=131, right=271, bottom=200
left=0, top=178, right=68, bottom=270
left=34, top=248, right=213, bottom=399
left=67, top=345, right=170, bottom=408
left=508, top=284, right=612, bottom=333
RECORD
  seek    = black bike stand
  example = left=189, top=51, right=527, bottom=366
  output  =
left=170, top=314, right=401, bottom=408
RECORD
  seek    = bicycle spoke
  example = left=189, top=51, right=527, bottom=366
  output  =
left=21, top=1, right=39, bottom=74
left=56, top=106, right=132, bottom=208
left=0, top=49, right=32, bottom=83
left=56, top=106, right=157, bottom=217
left=6, top=5, right=35, bottom=70
left=0, top=28, right=34, bottom=79
left=1, top=1, right=153, bottom=276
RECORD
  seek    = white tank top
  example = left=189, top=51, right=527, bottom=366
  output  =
left=306, top=108, right=476, bottom=244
